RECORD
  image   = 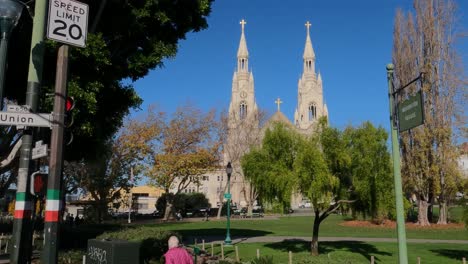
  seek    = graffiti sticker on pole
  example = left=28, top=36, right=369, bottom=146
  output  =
left=47, top=0, right=89, bottom=47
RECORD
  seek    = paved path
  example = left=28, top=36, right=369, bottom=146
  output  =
left=186, top=235, right=468, bottom=245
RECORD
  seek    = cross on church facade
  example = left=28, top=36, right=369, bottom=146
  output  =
left=275, top=97, right=283, bottom=112
left=240, top=19, right=247, bottom=32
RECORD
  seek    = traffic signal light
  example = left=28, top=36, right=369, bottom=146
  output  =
left=64, top=96, right=75, bottom=128
left=30, top=171, right=48, bottom=197
left=65, top=96, right=75, bottom=145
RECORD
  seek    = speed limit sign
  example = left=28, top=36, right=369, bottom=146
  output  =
left=47, top=0, right=89, bottom=47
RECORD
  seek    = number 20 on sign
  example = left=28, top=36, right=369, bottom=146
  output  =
left=47, top=0, right=89, bottom=48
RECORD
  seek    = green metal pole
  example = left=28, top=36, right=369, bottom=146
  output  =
left=11, top=1, right=48, bottom=263
left=386, top=63, right=408, bottom=264
left=0, top=37, right=9, bottom=109
left=224, top=174, right=232, bottom=245
left=0, top=15, right=18, bottom=109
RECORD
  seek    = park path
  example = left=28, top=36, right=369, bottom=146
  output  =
left=186, top=235, right=468, bottom=245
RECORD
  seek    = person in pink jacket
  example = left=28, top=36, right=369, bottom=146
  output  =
left=164, top=236, right=194, bottom=264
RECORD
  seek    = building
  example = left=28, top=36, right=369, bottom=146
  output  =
left=173, top=20, right=328, bottom=209
left=67, top=185, right=165, bottom=217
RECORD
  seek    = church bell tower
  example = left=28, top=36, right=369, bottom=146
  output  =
left=294, top=22, right=328, bottom=131
left=228, top=19, right=258, bottom=127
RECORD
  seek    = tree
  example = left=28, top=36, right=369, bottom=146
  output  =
left=243, top=119, right=396, bottom=255
left=143, top=105, right=221, bottom=220
left=242, top=121, right=347, bottom=256
left=4, top=0, right=214, bottom=164
left=74, top=111, right=160, bottom=222
left=219, top=110, right=267, bottom=218
left=392, top=0, right=466, bottom=225
left=344, top=122, right=394, bottom=223
left=242, top=123, right=299, bottom=210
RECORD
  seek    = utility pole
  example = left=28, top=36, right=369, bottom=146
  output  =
left=41, top=45, right=69, bottom=264
left=386, top=63, right=408, bottom=264
left=128, top=167, right=133, bottom=224
left=10, top=0, right=47, bottom=263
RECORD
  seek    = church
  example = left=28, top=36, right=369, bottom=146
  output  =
left=172, top=20, right=328, bottom=210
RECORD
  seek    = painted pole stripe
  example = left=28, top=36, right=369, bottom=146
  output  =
left=45, top=200, right=60, bottom=211
left=15, top=192, right=26, bottom=201
left=45, top=211, right=60, bottom=222
left=46, top=189, right=60, bottom=200
left=14, top=201, right=32, bottom=211
left=14, top=210, right=32, bottom=219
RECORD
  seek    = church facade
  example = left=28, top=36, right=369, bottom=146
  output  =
left=172, top=20, right=328, bottom=210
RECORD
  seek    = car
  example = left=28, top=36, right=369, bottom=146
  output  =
left=299, top=200, right=311, bottom=208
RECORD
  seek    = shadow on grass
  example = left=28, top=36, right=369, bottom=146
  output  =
left=176, top=228, right=273, bottom=243
left=264, top=240, right=392, bottom=262
left=430, top=249, right=468, bottom=260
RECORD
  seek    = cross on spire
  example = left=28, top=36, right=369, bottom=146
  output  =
left=240, top=19, right=247, bottom=33
left=275, top=97, right=283, bottom=112
left=305, top=21, right=311, bottom=36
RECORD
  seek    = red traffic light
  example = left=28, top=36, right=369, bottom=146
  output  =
left=66, top=96, right=75, bottom=111
left=31, top=173, right=47, bottom=196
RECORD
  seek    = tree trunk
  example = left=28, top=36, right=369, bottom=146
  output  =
left=163, top=197, right=174, bottom=221
left=428, top=190, right=434, bottom=223
left=311, top=210, right=321, bottom=256
left=247, top=202, right=253, bottom=218
left=216, top=191, right=224, bottom=219
left=437, top=200, right=448, bottom=225
left=417, top=199, right=430, bottom=226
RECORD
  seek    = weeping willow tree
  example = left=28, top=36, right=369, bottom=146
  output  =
left=392, top=0, right=466, bottom=225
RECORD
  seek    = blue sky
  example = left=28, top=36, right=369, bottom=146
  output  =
left=131, top=0, right=467, bottom=131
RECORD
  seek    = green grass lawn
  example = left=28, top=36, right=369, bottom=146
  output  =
left=202, top=241, right=467, bottom=264
left=147, top=215, right=468, bottom=240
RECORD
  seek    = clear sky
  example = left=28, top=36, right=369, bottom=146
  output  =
left=131, top=0, right=467, bottom=132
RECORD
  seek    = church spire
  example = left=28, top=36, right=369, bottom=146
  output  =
left=237, top=19, right=249, bottom=72
left=303, top=21, right=315, bottom=59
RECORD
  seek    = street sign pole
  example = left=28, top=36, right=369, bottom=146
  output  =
left=42, top=45, right=69, bottom=264
left=10, top=0, right=48, bottom=263
left=386, top=64, right=408, bottom=264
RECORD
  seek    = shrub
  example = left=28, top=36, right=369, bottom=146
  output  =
left=156, top=192, right=210, bottom=217
left=250, top=256, right=274, bottom=264
left=96, top=226, right=178, bottom=263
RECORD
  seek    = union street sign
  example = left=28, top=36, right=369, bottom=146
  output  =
left=398, top=90, right=424, bottom=132
left=0, top=112, right=52, bottom=128
left=224, top=193, right=232, bottom=199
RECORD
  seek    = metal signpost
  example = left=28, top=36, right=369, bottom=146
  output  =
left=42, top=1, right=88, bottom=263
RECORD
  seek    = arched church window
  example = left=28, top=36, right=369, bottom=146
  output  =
left=308, top=103, right=316, bottom=121
left=240, top=101, right=247, bottom=119
left=241, top=59, right=245, bottom=70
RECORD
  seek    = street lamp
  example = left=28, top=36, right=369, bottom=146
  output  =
left=0, top=0, right=23, bottom=109
left=224, top=162, right=233, bottom=245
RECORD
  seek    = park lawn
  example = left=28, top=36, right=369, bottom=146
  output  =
left=149, top=215, right=468, bottom=240
left=202, top=241, right=468, bottom=264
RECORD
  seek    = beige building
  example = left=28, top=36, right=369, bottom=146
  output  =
left=173, top=20, right=328, bottom=210
left=67, top=185, right=165, bottom=217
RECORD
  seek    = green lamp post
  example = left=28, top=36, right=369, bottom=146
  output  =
left=224, top=162, right=233, bottom=245
left=0, top=0, right=23, bottom=109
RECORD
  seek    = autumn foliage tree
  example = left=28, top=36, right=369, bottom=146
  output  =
left=137, top=105, right=221, bottom=220
left=70, top=111, right=161, bottom=222
left=392, top=0, right=466, bottom=225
